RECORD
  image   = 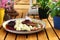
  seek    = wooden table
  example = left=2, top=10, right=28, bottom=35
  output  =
left=0, top=14, right=60, bottom=40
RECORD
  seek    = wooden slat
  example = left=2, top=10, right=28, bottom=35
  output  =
left=27, top=34, right=37, bottom=40
left=14, top=8, right=28, bottom=10
left=14, top=0, right=36, bottom=5
left=32, top=0, right=36, bottom=4
left=14, top=0, right=29, bottom=5
left=35, top=16, right=40, bottom=19
left=15, top=3, right=29, bottom=5
left=22, top=10, right=28, bottom=18
left=26, top=15, right=37, bottom=40
left=43, top=19, right=59, bottom=40
left=22, top=13, right=26, bottom=18
left=38, top=30, right=48, bottom=40
left=16, top=10, right=23, bottom=18
left=29, top=16, right=34, bottom=19
left=14, top=5, right=29, bottom=9
left=16, top=35, right=26, bottom=40
left=35, top=16, right=48, bottom=40
left=0, top=28, right=6, bottom=40
left=16, top=11, right=29, bottom=40
left=5, top=33, right=16, bottom=40
left=48, top=15, right=60, bottom=39
left=15, top=9, right=28, bottom=18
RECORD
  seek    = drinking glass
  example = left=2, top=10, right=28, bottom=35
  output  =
left=0, top=8, right=5, bottom=27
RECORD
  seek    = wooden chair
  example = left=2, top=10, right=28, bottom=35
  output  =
left=7, top=10, right=19, bottom=19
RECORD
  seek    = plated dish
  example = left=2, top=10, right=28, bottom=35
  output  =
left=3, top=18, right=45, bottom=34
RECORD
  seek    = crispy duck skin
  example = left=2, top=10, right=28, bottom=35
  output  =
left=6, top=20, right=43, bottom=31
left=22, top=20, right=36, bottom=26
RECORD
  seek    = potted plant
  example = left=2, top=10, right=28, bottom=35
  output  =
left=49, top=1, right=60, bottom=29
left=36, top=0, right=50, bottom=19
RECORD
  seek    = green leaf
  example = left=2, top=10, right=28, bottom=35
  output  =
left=57, top=1, right=60, bottom=7
left=51, top=7, right=57, bottom=17
left=56, top=7, right=60, bottom=16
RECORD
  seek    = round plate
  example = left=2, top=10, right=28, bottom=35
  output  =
left=3, top=18, right=46, bottom=34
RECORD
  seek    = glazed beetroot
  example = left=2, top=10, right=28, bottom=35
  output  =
left=7, top=21, right=16, bottom=27
left=6, top=20, right=43, bottom=31
left=22, top=20, right=36, bottom=26
left=6, top=21, right=16, bottom=30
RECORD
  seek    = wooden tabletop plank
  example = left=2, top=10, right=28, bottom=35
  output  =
left=16, top=35, right=26, bottom=40
left=35, top=16, right=40, bottom=19
left=32, top=0, right=36, bottom=4
left=27, top=34, right=37, bottom=40
left=22, top=10, right=28, bottom=18
left=48, top=15, right=60, bottom=39
left=34, top=16, right=48, bottom=40
left=38, top=30, right=48, bottom=40
left=26, top=15, right=37, bottom=40
left=14, top=0, right=36, bottom=5
left=27, top=16, right=47, bottom=40
left=14, top=11, right=27, bottom=40
left=0, top=28, right=6, bottom=40
left=15, top=10, right=23, bottom=18
left=14, top=5, right=29, bottom=10
left=43, top=19, right=59, bottom=40
left=14, top=0, right=29, bottom=5
left=5, top=33, right=16, bottom=40
left=15, top=9, right=28, bottom=18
